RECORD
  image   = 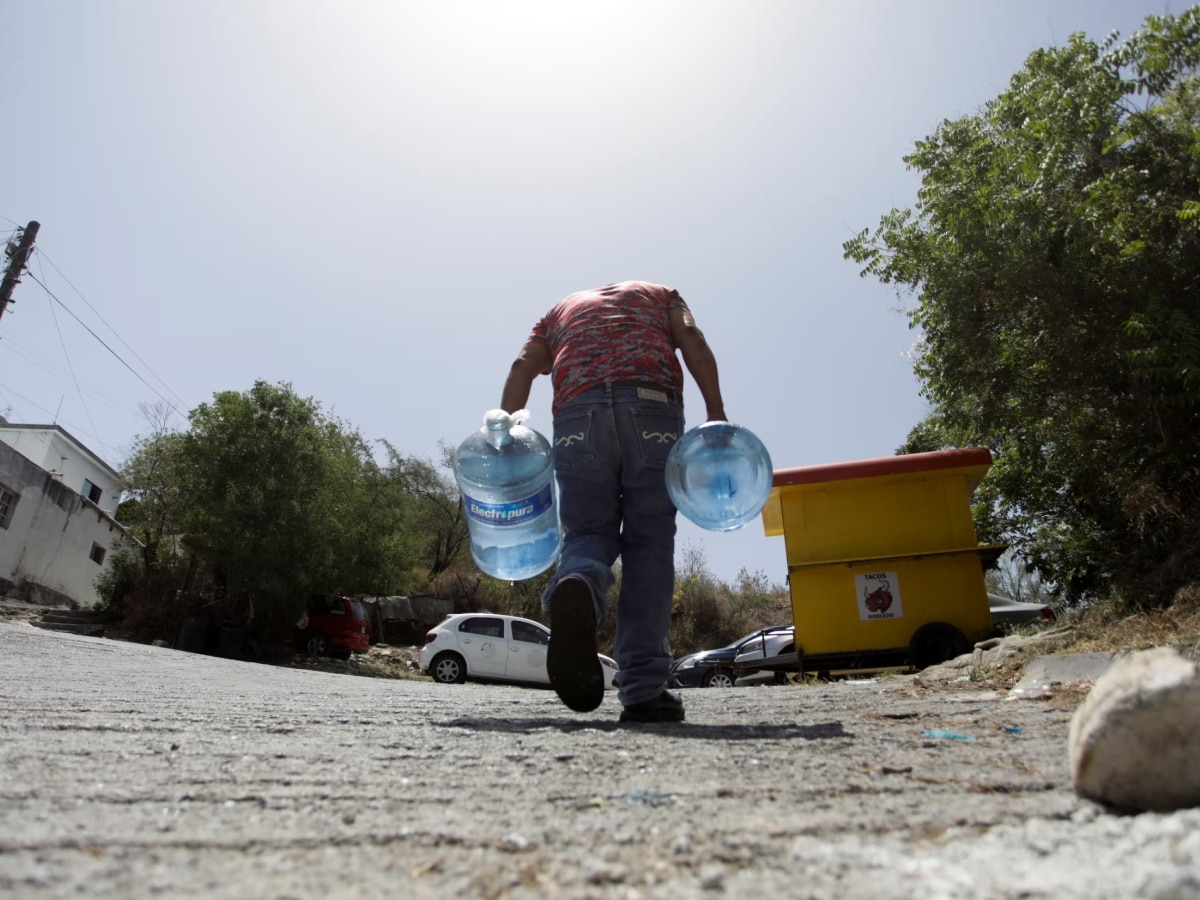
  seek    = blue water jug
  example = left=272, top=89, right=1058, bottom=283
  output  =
left=454, top=409, right=563, bottom=580
left=665, top=421, right=773, bottom=532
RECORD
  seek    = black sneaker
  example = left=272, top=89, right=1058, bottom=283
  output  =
left=547, top=577, right=604, bottom=713
left=619, top=690, right=685, bottom=723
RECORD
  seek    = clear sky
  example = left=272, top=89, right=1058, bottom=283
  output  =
left=0, top=0, right=1178, bottom=586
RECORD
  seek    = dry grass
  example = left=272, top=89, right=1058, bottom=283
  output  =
left=286, top=642, right=428, bottom=680
left=953, top=586, right=1200, bottom=691
left=1056, top=583, right=1200, bottom=660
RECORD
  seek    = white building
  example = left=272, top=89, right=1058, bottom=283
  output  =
left=0, top=423, right=128, bottom=608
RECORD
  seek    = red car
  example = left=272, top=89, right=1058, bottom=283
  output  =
left=295, top=595, right=370, bottom=658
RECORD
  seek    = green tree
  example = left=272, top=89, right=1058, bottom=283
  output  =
left=97, top=403, right=195, bottom=634
left=114, top=402, right=188, bottom=584
left=103, top=385, right=476, bottom=638
left=176, top=381, right=386, bottom=623
left=377, top=440, right=469, bottom=585
left=845, top=9, right=1200, bottom=606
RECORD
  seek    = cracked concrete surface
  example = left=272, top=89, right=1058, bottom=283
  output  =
left=1, top=621, right=1197, bottom=899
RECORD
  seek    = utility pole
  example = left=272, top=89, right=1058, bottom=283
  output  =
left=0, top=220, right=41, bottom=325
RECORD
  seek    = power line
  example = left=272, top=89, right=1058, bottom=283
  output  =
left=25, top=271, right=185, bottom=420
left=36, top=254, right=102, bottom=440
left=34, top=248, right=186, bottom=410
left=0, top=344, right=144, bottom=426
left=0, top=381, right=124, bottom=459
left=0, top=334, right=147, bottom=420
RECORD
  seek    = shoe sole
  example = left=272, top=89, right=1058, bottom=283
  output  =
left=548, top=579, right=604, bottom=713
left=619, top=706, right=686, bottom=724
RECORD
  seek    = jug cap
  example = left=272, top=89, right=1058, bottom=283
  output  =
left=482, top=409, right=531, bottom=449
left=483, top=408, right=530, bottom=430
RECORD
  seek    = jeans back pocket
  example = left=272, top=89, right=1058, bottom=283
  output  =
left=552, top=408, right=595, bottom=471
left=630, top=406, right=683, bottom=470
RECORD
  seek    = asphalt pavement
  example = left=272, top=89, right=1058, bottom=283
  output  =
left=1, top=621, right=1198, bottom=899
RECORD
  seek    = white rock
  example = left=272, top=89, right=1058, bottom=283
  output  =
left=1069, top=647, right=1200, bottom=812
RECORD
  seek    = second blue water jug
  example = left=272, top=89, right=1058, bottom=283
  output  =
left=453, top=409, right=563, bottom=581
left=665, top=421, right=773, bottom=532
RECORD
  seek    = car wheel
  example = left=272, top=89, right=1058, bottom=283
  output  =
left=304, top=633, right=330, bottom=656
left=702, top=668, right=735, bottom=688
left=909, top=622, right=971, bottom=670
left=430, top=651, right=467, bottom=685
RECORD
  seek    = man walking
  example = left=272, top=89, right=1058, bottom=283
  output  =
left=500, top=281, right=727, bottom=723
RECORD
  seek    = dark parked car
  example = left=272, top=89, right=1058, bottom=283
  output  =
left=295, top=595, right=371, bottom=659
left=670, top=625, right=795, bottom=688
left=671, top=593, right=1056, bottom=687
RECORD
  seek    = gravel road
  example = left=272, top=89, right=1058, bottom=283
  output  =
left=1, top=621, right=1197, bottom=899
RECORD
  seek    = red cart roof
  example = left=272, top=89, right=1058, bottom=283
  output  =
left=771, top=447, right=993, bottom=488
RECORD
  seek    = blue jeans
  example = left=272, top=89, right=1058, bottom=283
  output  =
left=542, top=383, right=685, bottom=707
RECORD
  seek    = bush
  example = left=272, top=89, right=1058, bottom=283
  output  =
left=668, top=545, right=790, bottom=657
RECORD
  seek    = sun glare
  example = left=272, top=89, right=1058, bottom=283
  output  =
left=258, top=1, right=775, bottom=187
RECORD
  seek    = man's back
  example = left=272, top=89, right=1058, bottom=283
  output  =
left=532, top=280, right=687, bottom=411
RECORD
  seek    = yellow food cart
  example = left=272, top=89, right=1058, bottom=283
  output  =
left=755, top=447, right=1005, bottom=672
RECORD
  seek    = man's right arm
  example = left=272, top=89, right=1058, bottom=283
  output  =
left=669, top=307, right=727, bottom=423
left=500, top=340, right=552, bottom=413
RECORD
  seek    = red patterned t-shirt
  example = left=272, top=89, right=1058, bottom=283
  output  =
left=528, top=281, right=689, bottom=413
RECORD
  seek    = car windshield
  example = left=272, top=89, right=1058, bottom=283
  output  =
left=732, top=627, right=792, bottom=650
left=722, top=629, right=772, bottom=651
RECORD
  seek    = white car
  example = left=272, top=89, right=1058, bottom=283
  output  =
left=419, top=613, right=620, bottom=690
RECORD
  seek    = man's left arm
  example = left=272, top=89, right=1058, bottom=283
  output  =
left=670, top=307, right=727, bottom=422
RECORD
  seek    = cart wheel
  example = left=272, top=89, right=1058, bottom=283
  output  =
left=909, top=622, right=971, bottom=670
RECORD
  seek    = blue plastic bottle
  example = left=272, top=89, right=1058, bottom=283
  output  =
left=454, top=409, right=563, bottom=580
left=665, top=421, right=774, bottom=532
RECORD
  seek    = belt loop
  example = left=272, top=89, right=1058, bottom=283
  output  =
left=605, top=382, right=613, bottom=403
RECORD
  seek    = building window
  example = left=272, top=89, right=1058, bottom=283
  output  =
left=89, top=543, right=106, bottom=565
left=82, top=478, right=102, bottom=504
left=0, top=485, right=17, bottom=528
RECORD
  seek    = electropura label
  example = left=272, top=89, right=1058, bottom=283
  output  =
left=463, top=483, right=554, bottom=526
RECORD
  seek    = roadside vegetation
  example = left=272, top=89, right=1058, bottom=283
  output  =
left=846, top=8, right=1200, bottom=612
left=99, top=9, right=1200, bottom=666
left=98, top=382, right=790, bottom=659
left=1058, top=587, right=1200, bottom=658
